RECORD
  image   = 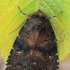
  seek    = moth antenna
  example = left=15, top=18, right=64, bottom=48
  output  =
left=48, top=11, right=63, bottom=18
left=18, top=6, right=30, bottom=17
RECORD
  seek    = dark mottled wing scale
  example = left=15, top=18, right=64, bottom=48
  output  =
left=6, top=11, right=58, bottom=70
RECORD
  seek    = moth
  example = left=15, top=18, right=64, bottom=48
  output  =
left=6, top=7, right=60, bottom=70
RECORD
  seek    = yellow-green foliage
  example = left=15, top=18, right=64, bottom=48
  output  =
left=0, top=0, right=70, bottom=63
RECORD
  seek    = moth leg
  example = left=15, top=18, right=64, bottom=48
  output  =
left=51, top=19, right=64, bottom=42
left=9, top=20, right=26, bottom=35
left=51, top=22, right=63, bottom=42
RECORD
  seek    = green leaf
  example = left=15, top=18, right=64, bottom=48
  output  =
left=0, top=0, right=70, bottom=63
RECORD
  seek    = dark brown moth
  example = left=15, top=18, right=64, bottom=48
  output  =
left=6, top=8, right=59, bottom=70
